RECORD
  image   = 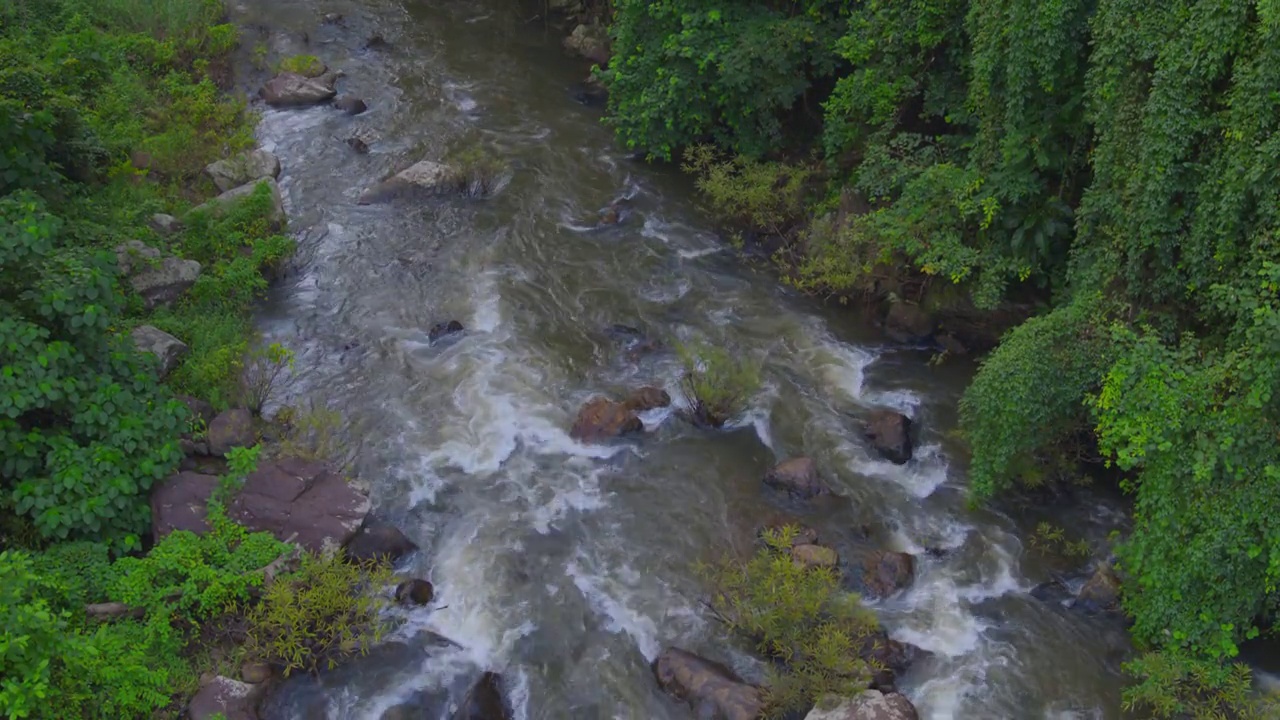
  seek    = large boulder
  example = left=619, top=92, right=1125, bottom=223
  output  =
left=149, top=213, right=182, bottom=235
left=334, top=96, right=368, bottom=115
left=863, top=410, right=913, bottom=464
left=115, top=241, right=201, bottom=310
left=260, top=71, right=337, bottom=106
left=394, top=579, right=435, bottom=606
left=763, top=457, right=830, bottom=499
left=884, top=302, right=934, bottom=341
left=563, top=24, right=609, bottom=65
left=569, top=397, right=643, bottom=443
left=344, top=523, right=417, bottom=563
left=150, top=471, right=219, bottom=540
left=227, top=457, right=371, bottom=553
left=428, top=320, right=465, bottom=343
left=652, top=648, right=764, bottom=720
left=207, top=408, right=255, bottom=457
left=1074, top=563, right=1121, bottom=612
left=452, top=671, right=510, bottom=720
left=205, top=149, right=281, bottom=193
left=131, top=325, right=187, bottom=378
left=623, top=386, right=671, bottom=412
left=358, top=160, right=455, bottom=204
left=188, top=675, right=266, bottom=720
left=851, top=549, right=915, bottom=598
left=189, top=178, right=287, bottom=231
left=804, top=691, right=919, bottom=720
left=854, top=630, right=926, bottom=679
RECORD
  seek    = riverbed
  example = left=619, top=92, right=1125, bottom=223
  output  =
left=232, top=0, right=1131, bottom=717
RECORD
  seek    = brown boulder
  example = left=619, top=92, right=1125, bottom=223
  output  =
left=188, top=675, right=266, bottom=720
left=854, top=631, right=926, bottom=677
left=792, top=544, right=839, bottom=569
left=653, top=648, right=764, bottom=720
left=395, top=579, right=435, bottom=606
left=1075, top=563, right=1121, bottom=612
left=884, top=302, right=934, bottom=340
left=150, top=471, right=218, bottom=540
left=240, top=662, right=272, bottom=684
left=863, top=410, right=912, bottom=465
left=763, top=457, right=830, bottom=498
left=451, top=671, right=510, bottom=720
left=569, top=397, right=643, bottom=443
left=804, top=691, right=919, bottom=720
left=227, top=458, right=371, bottom=553
left=260, top=71, right=337, bottom=106
left=344, top=523, right=417, bottom=563
left=854, top=550, right=915, bottom=598
left=623, top=386, right=671, bottom=412
left=563, top=24, right=609, bottom=65
left=207, top=408, right=255, bottom=457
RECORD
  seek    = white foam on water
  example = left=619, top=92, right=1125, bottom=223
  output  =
left=855, top=443, right=950, bottom=498
left=803, top=338, right=877, bottom=402
left=676, top=246, right=724, bottom=259
left=862, top=387, right=923, bottom=416
left=566, top=553, right=663, bottom=661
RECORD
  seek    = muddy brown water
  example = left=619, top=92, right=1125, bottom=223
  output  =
left=230, top=0, right=1133, bottom=717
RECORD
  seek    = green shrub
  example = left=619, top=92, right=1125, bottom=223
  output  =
left=700, top=526, right=879, bottom=716
left=0, top=550, right=74, bottom=720
left=277, top=54, right=324, bottom=78
left=445, top=145, right=506, bottom=198
left=681, top=145, right=811, bottom=239
left=243, top=550, right=392, bottom=676
left=676, top=341, right=761, bottom=428
left=237, top=342, right=293, bottom=415
left=274, top=401, right=347, bottom=468
left=1122, top=650, right=1279, bottom=719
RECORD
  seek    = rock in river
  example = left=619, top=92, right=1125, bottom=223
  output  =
left=260, top=71, right=337, bottom=106
left=850, top=549, right=915, bottom=599
left=653, top=647, right=764, bottom=720
left=623, top=386, right=670, bottom=412
left=569, top=396, right=643, bottom=443
left=344, top=522, right=417, bottom=563
left=428, top=320, right=465, bottom=342
left=863, top=409, right=913, bottom=464
left=804, top=691, right=920, bottom=720
left=359, top=160, right=456, bottom=204
left=452, top=671, right=511, bottom=720
left=1074, top=562, right=1122, bottom=612
left=792, top=543, right=839, bottom=569
left=763, top=457, right=830, bottom=499
left=189, top=675, right=266, bottom=720
left=394, top=579, right=435, bottom=606
left=334, top=95, right=368, bottom=115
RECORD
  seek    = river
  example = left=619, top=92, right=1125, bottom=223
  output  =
left=230, top=0, right=1131, bottom=717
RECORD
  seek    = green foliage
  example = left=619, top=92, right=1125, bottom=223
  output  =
left=237, top=342, right=293, bottom=415
left=27, top=540, right=113, bottom=609
left=277, top=54, right=324, bottom=78
left=700, top=526, right=879, bottom=716
left=445, top=145, right=506, bottom=198
left=243, top=550, right=392, bottom=676
left=274, top=400, right=347, bottom=468
left=1122, top=650, right=1279, bottom=720
left=0, top=194, right=185, bottom=548
left=0, top=550, right=73, bottom=720
left=681, top=145, right=811, bottom=238
left=1027, top=522, right=1091, bottom=560
left=676, top=341, right=761, bottom=428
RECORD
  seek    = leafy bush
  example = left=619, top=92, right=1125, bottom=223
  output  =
left=700, top=526, right=879, bottom=715
left=445, top=145, right=506, bottom=198
left=676, top=341, right=761, bottom=428
left=274, top=401, right=347, bottom=468
left=0, top=550, right=74, bottom=720
left=237, top=342, right=293, bottom=415
left=243, top=550, right=392, bottom=676
left=681, top=145, right=811, bottom=239
left=277, top=54, right=324, bottom=77
left=1122, top=650, right=1279, bottom=720
left=0, top=194, right=186, bottom=548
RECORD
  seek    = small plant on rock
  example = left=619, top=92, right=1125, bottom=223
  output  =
left=677, top=341, right=761, bottom=428
left=242, top=550, right=392, bottom=676
left=238, top=342, right=294, bottom=415
left=274, top=400, right=347, bottom=469
left=699, top=526, right=880, bottom=716
left=445, top=145, right=506, bottom=198
left=277, top=55, right=325, bottom=78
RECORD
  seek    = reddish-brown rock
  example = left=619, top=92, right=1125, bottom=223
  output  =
left=227, top=458, right=370, bottom=553
left=569, top=396, right=643, bottom=443
left=763, top=457, right=830, bottom=498
left=653, top=648, right=764, bottom=720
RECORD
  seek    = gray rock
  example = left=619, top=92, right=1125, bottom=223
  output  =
left=131, top=325, right=187, bottom=378
left=763, top=457, right=830, bottom=498
left=114, top=241, right=201, bottom=310
left=804, top=691, right=919, bottom=720
left=205, top=149, right=281, bottom=193
left=1075, top=563, right=1121, bottom=612
left=653, top=648, right=764, bottom=720
left=344, top=523, right=417, bottom=563
left=189, top=675, right=266, bottom=720
left=227, top=457, right=371, bottom=553
left=864, top=409, right=912, bottom=465
left=563, top=24, right=609, bottom=65
left=452, top=672, right=511, bottom=720
left=189, top=178, right=287, bottom=231
left=358, top=160, right=455, bottom=204
left=884, top=302, right=934, bottom=341
left=334, top=96, right=368, bottom=115
left=260, top=71, right=337, bottom=106
left=149, top=213, right=182, bottom=235
left=150, top=471, right=219, bottom=540
left=207, top=408, right=255, bottom=457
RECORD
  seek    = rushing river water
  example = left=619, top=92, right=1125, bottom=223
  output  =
left=230, top=0, right=1133, bottom=717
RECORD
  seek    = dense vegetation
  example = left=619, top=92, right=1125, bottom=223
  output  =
left=0, top=1, right=388, bottom=716
left=600, top=0, right=1280, bottom=711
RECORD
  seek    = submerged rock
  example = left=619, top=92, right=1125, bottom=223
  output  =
left=344, top=523, right=417, bottom=563
left=863, top=409, right=912, bottom=465
left=428, top=320, right=465, bottom=342
left=130, top=325, right=187, bottom=378
left=228, top=457, right=371, bottom=553
left=205, top=149, right=281, bottom=193
left=569, top=396, right=643, bottom=443
left=114, top=240, right=201, bottom=310
left=260, top=71, right=337, bottom=106
left=394, top=579, right=435, bottom=606
left=804, top=690, right=920, bottom=720
left=653, top=647, right=764, bottom=720
left=334, top=95, right=368, bottom=115
left=763, top=457, right=830, bottom=499
left=451, top=671, right=511, bottom=720
left=359, top=160, right=455, bottom=204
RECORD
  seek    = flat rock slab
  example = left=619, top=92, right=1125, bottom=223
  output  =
left=228, top=458, right=370, bottom=553
left=206, top=149, right=281, bottom=193
left=261, top=71, right=337, bottom=106
left=206, top=408, right=255, bottom=457
left=653, top=647, right=764, bottom=720
left=150, top=471, right=219, bottom=540
left=358, top=160, right=454, bottom=204
left=189, top=178, right=287, bottom=231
